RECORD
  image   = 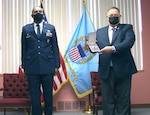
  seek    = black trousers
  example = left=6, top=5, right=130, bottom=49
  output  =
left=26, top=73, right=54, bottom=115
left=101, top=67, right=132, bottom=115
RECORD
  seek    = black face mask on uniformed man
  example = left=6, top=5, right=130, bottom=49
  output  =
left=109, top=16, right=119, bottom=25
left=33, top=13, right=43, bottom=23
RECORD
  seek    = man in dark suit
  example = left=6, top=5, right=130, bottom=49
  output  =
left=21, top=6, right=60, bottom=115
left=96, top=7, right=137, bottom=115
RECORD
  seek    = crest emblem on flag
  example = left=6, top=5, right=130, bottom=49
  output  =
left=69, top=36, right=95, bottom=64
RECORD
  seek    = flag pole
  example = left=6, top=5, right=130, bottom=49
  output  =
left=82, top=0, right=93, bottom=114
left=82, top=1, right=93, bottom=113
left=83, top=94, right=93, bottom=114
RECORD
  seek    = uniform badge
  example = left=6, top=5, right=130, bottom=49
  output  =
left=47, top=39, right=50, bottom=43
left=46, top=30, right=52, bottom=37
left=26, top=34, right=30, bottom=39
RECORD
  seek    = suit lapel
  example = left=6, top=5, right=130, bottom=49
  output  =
left=103, top=26, right=110, bottom=44
left=29, top=23, right=37, bottom=38
left=40, top=23, right=47, bottom=38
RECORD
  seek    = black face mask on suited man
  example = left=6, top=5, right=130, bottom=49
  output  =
left=109, top=16, right=119, bottom=25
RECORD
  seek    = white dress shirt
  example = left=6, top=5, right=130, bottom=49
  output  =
left=108, top=26, right=117, bottom=66
left=34, top=21, right=43, bottom=34
left=108, top=26, right=117, bottom=44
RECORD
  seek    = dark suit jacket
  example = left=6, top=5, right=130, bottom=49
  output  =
left=21, top=22, right=60, bottom=74
left=96, top=24, right=137, bottom=79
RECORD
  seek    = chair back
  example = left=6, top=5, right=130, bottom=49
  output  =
left=3, top=73, right=29, bottom=98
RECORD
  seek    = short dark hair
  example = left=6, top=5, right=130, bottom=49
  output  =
left=108, top=7, right=120, bottom=13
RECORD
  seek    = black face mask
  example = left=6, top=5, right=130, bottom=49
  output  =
left=33, top=13, right=43, bottom=23
left=109, top=16, right=119, bottom=25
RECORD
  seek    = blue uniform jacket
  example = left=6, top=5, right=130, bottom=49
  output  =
left=96, top=24, right=137, bottom=79
left=21, top=22, right=60, bottom=74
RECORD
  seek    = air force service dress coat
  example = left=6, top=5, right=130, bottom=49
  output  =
left=21, top=22, right=60, bottom=74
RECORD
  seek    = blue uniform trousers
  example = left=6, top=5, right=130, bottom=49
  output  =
left=26, top=73, right=54, bottom=115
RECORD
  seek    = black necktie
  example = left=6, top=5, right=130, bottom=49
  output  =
left=37, top=24, right=40, bottom=35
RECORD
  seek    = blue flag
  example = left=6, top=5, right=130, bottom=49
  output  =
left=40, top=0, right=48, bottom=23
left=64, top=4, right=99, bottom=98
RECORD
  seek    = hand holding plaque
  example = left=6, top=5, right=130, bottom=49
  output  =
left=88, top=32, right=100, bottom=52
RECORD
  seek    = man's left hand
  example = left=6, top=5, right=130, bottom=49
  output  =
left=54, top=68, right=59, bottom=75
left=99, top=46, right=113, bottom=54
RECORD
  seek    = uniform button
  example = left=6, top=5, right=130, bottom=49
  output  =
left=50, top=45, right=52, bottom=47
left=38, top=46, right=40, bottom=48
left=38, top=52, right=41, bottom=54
left=38, top=40, right=40, bottom=42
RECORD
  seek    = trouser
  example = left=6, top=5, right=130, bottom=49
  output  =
left=101, top=67, right=132, bottom=115
left=26, top=73, right=54, bottom=115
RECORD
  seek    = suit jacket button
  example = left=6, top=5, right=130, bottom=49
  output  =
left=38, top=52, right=41, bottom=54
